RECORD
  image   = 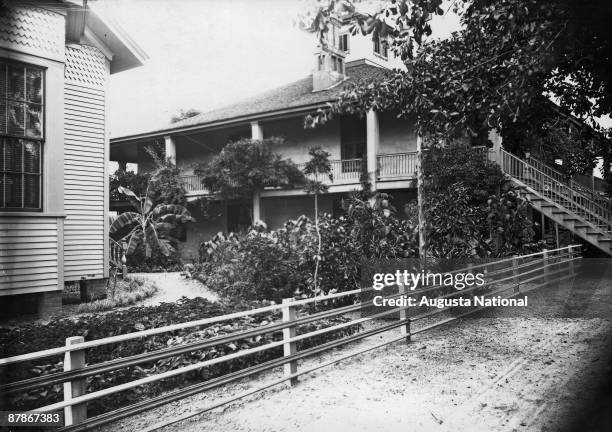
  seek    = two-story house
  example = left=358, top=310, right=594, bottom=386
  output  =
left=110, top=12, right=612, bottom=260
left=110, top=16, right=420, bottom=261
left=0, top=1, right=146, bottom=318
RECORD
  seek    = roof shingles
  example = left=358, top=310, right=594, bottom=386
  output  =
left=117, top=63, right=389, bottom=139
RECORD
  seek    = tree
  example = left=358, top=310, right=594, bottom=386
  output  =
left=304, top=0, right=612, bottom=182
left=195, top=138, right=306, bottom=222
left=302, top=146, right=333, bottom=293
left=171, top=108, right=202, bottom=124
left=109, top=145, right=187, bottom=205
left=143, top=146, right=188, bottom=206
left=109, top=186, right=195, bottom=257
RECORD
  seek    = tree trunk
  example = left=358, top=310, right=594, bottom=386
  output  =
left=314, top=193, right=321, bottom=294
left=417, top=136, right=426, bottom=269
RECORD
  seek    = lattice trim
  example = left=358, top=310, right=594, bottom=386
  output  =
left=65, top=45, right=107, bottom=88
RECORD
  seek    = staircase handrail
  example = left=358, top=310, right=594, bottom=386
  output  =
left=499, top=149, right=611, bottom=232
left=526, top=155, right=610, bottom=207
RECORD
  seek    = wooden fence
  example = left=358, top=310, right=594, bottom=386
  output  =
left=0, top=245, right=582, bottom=431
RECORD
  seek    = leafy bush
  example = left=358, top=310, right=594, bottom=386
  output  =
left=76, top=277, right=158, bottom=313
left=195, top=193, right=418, bottom=302
left=422, top=146, right=538, bottom=258
left=0, top=298, right=359, bottom=416
left=195, top=138, right=306, bottom=200
left=109, top=169, right=150, bottom=202
left=126, top=242, right=184, bottom=273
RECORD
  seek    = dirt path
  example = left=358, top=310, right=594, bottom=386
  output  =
left=95, top=267, right=612, bottom=432
left=132, top=272, right=219, bottom=305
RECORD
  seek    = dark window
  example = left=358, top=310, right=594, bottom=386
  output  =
left=373, top=35, right=388, bottom=59
left=340, top=115, right=366, bottom=173
left=0, top=60, right=44, bottom=210
left=339, top=34, right=349, bottom=52
left=227, top=201, right=251, bottom=233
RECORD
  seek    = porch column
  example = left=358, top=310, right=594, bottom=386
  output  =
left=164, top=135, right=176, bottom=165
left=251, top=122, right=264, bottom=226
left=253, top=190, right=262, bottom=224
left=488, top=129, right=503, bottom=163
left=251, top=121, right=263, bottom=140
left=366, top=109, right=380, bottom=191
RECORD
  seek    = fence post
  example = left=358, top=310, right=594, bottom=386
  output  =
left=512, top=257, right=520, bottom=293
left=542, top=250, right=550, bottom=284
left=64, top=336, right=87, bottom=426
left=398, top=284, right=411, bottom=342
left=568, top=246, right=575, bottom=277
left=282, top=298, right=298, bottom=386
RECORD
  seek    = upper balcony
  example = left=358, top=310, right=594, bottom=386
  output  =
left=180, top=152, right=418, bottom=196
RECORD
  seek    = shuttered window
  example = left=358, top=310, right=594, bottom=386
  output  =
left=0, top=60, right=44, bottom=210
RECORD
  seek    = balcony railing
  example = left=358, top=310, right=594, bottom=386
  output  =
left=296, top=158, right=362, bottom=185
left=180, top=154, right=420, bottom=194
left=181, top=174, right=209, bottom=193
left=377, top=152, right=417, bottom=179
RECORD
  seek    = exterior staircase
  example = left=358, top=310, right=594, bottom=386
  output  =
left=494, top=148, right=612, bottom=255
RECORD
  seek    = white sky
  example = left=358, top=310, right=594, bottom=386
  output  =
left=94, top=0, right=461, bottom=138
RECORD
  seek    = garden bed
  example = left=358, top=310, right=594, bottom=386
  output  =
left=0, top=297, right=360, bottom=417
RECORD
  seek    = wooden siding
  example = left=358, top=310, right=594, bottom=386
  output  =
left=63, top=45, right=108, bottom=281
left=0, top=216, right=62, bottom=295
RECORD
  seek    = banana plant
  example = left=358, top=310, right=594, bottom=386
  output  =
left=109, top=186, right=195, bottom=257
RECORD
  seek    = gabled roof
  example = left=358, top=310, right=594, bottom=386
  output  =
left=111, top=61, right=390, bottom=143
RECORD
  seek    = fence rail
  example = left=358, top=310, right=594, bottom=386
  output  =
left=0, top=245, right=582, bottom=431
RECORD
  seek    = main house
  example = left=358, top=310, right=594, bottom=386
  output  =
left=111, top=12, right=612, bottom=260
left=111, top=16, right=424, bottom=261
left=0, top=1, right=146, bottom=317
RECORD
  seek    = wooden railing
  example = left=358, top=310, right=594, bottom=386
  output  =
left=499, top=149, right=612, bottom=232
left=180, top=154, right=426, bottom=194
left=526, top=155, right=610, bottom=208
left=0, top=246, right=582, bottom=431
left=109, top=239, right=126, bottom=277
left=297, top=158, right=363, bottom=185
left=180, top=174, right=208, bottom=193
left=377, top=152, right=417, bottom=179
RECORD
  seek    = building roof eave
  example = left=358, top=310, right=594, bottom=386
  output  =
left=110, top=101, right=329, bottom=145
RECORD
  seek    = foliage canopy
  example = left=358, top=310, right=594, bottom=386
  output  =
left=305, top=0, right=612, bottom=180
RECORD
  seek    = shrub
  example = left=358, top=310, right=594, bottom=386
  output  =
left=195, top=193, right=418, bottom=302
left=76, top=276, right=158, bottom=313
left=109, top=169, right=149, bottom=202
left=126, top=242, right=183, bottom=273
left=0, top=298, right=359, bottom=416
left=422, top=146, right=538, bottom=258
